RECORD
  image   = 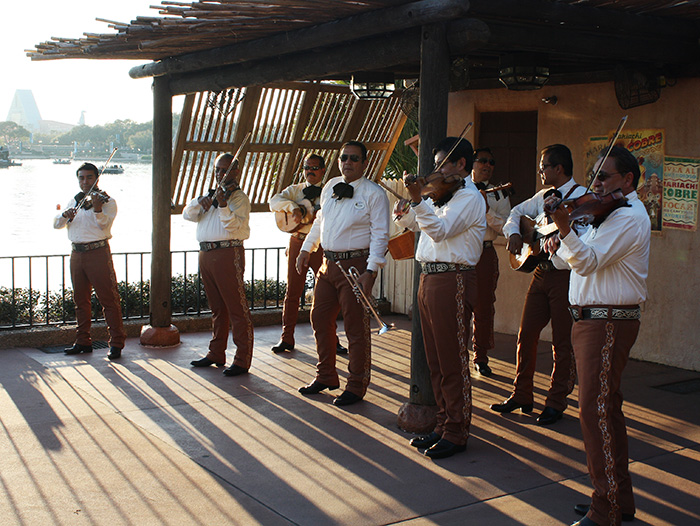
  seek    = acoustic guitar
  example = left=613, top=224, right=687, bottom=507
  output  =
left=274, top=198, right=317, bottom=233
left=508, top=214, right=559, bottom=272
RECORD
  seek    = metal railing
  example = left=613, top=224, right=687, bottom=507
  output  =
left=0, top=247, right=308, bottom=330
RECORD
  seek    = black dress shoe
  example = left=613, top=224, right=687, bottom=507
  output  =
left=333, top=391, right=362, bottom=406
left=491, top=397, right=533, bottom=414
left=424, top=439, right=466, bottom=459
left=298, top=380, right=339, bottom=395
left=574, top=504, right=634, bottom=522
left=536, top=406, right=563, bottom=426
left=409, top=431, right=441, bottom=449
left=271, top=340, right=294, bottom=353
left=107, top=347, right=122, bottom=360
left=222, top=364, right=248, bottom=377
left=475, top=362, right=492, bottom=377
left=336, top=341, right=348, bottom=355
left=190, top=357, right=225, bottom=367
left=65, top=344, right=93, bottom=355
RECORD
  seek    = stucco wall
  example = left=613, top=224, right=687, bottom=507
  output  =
left=442, top=79, right=700, bottom=371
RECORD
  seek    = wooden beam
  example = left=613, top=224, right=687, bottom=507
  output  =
left=129, top=0, right=471, bottom=79
left=168, top=18, right=490, bottom=95
left=149, top=76, right=175, bottom=329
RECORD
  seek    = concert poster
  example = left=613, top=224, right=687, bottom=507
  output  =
left=585, top=128, right=665, bottom=231
left=662, top=157, right=699, bottom=231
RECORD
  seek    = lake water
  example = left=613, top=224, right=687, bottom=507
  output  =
left=0, top=159, right=291, bottom=288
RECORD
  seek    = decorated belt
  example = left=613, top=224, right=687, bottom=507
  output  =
left=292, top=232, right=307, bottom=240
left=324, top=249, right=370, bottom=261
left=199, top=239, right=243, bottom=252
left=569, top=305, right=641, bottom=322
left=72, top=239, right=108, bottom=252
left=421, top=262, right=476, bottom=274
left=483, top=240, right=494, bottom=248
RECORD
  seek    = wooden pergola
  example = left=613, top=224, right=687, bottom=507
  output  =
left=29, top=0, right=700, bottom=430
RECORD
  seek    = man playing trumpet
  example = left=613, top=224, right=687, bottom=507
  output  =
left=296, top=141, right=390, bottom=407
left=395, top=137, right=486, bottom=459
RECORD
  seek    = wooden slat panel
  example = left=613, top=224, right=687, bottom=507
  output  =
left=171, top=82, right=407, bottom=211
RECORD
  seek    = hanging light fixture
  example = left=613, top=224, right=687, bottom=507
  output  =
left=350, top=72, right=396, bottom=100
left=498, top=54, right=550, bottom=91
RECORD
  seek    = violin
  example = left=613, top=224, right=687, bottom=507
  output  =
left=545, top=189, right=630, bottom=227
left=74, top=189, right=111, bottom=210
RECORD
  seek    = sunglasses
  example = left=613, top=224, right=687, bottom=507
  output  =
left=475, top=157, right=496, bottom=166
left=591, top=171, right=622, bottom=182
left=303, top=165, right=322, bottom=171
left=340, top=154, right=361, bottom=163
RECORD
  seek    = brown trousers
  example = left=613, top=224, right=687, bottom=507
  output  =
left=70, top=245, right=126, bottom=349
left=472, top=245, right=499, bottom=364
left=310, top=255, right=371, bottom=397
left=511, top=268, right=576, bottom=411
left=418, top=269, right=476, bottom=446
left=280, top=235, right=323, bottom=346
left=573, top=317, right=639, bottom=526
left=200, top=245, right=254, bottom=368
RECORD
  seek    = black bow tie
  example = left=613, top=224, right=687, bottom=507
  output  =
left=303, top=185, right=322, bottom=201
left=332, top=182, right=354, bottom=200
left=475, top=182, right=487, bottom=191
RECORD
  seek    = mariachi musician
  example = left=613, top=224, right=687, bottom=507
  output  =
left=54, top=162, right=126, bottom=360
left=492, top=144, right=587, bottom=426
left=395, top=137, right=486, bottom=459
left=185, top=152, right=254, bottom=377
left=269, top=154, right=347, bottom=355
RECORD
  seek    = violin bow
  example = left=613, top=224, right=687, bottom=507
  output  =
left=70, top=147, right=118, bottom=221
left=584, top=115, right=628, bottom=194
left=216, top=132, right=251, bottom=192
left=433, top=121, right=474, bottom=173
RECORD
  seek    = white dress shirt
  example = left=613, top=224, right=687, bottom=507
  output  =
left=470, top=177, right=511, bottom=241
left=269, top=181, right=323, bottom=235
left=556, top=191, right=650, bottom=306
left=396, top=182, right=487, bottom=266
left=301, top=175, right=390, bottom=273
left=183, top=189, right=251, bottom=242
left=54, top=196, right=117, bottom=243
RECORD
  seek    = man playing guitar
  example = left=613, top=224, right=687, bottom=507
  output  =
left=269, top=154, right=347, bottom=355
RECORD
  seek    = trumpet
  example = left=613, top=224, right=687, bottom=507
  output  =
left=334, top=261, right=393, bottom=335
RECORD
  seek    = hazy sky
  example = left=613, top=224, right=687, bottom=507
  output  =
left=2, top=0, right=176, bottom=127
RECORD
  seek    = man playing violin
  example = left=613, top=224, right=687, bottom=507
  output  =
left=395, top=137, right=486, bottom=459
left=544, top=146, right=649, bottom=526
left=268, top=154, right=347, bottom=356
left=296, top=141, right=390, bottom=407
left=470, top=147, right=511, bottom=377
left=493, top=144, right=586, bottom=425
left=54, top=162, right=125, bottom=360
left=184, top=152, right=254, bottom=377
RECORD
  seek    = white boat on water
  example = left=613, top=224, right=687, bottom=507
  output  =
left=53, top=159, right=72, bottom=165
left=102, top=164, right=125, bottom=174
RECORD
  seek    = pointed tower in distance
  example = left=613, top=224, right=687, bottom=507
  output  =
left=78, top=110, right=86, bottom=126
left=6, top=90, right=42, bottom=132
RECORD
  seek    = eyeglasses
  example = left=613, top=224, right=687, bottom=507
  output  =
left=591, top=171, right=622, bottom=182
left=538, top=163, right=557, bottom=173
left=475, top=157, right=496, bottom=166
left=340, top=154, right=361, bottom=163
left=303, top=165, right=323, bottom=171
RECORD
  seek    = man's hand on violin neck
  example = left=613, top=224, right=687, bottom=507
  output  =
left=198, top=195, right=214, bottom=211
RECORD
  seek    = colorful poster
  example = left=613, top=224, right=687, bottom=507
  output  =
left=585, top=129, right=665, bottom=230
left=662, top=157, right=699, bottom=231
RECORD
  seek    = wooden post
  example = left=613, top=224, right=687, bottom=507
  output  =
left=397, top=22, right=450, bottom=433
left=140, top=76, right=180, bottom=347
